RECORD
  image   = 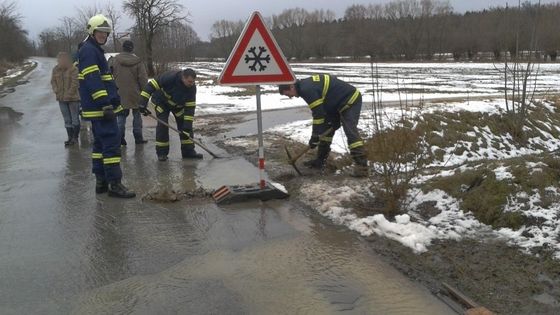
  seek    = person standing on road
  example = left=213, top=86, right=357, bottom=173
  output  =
left=138, top=68, right=202, bottom=161
left=109, top=40, right=149, bottom=146
left=278, top=74, right=368, bottom=177
left=77, top=14, right=135, bottom=198
left=51, top=52, right=81, bottom=146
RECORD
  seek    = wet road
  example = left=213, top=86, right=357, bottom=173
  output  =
left=0, top=58, right=454, bottom=314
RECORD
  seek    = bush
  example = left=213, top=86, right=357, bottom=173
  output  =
left=366, top=125, right=428, bottom=216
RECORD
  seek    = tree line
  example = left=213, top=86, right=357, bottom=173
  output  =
left=205, top=1, right=560, bottom=61
left=6, top=0, right=560, bottom=78
left=0, top=1, right=33, bottom=64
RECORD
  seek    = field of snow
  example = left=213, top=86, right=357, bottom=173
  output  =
left=194, top=60, right=560, bottom=258
left=185, top=61, right=560, bottom=115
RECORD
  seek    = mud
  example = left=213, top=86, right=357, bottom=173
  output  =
left=214, top=120, right=560, bottom=315
left=142, top=185, right=212, bottom=202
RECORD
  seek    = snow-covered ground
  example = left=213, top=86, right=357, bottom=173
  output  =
left=191, top=60, right=560, bottom=258
left=185, top=61, right=560, bottom=115
left=269, top=99, right=560, bottom=258
left=0, top=61, right=34, bottom=86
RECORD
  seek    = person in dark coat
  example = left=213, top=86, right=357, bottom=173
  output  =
left=279, top=74, right=368, bottom=176
left=138, top=68, right=201, bottom=161
left=109, top=40, right=149, bottom=145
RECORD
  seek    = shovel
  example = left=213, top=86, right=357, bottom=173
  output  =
left=284, top=128, right=333, bottom=176
left=146, top=113, right=222, bottom=159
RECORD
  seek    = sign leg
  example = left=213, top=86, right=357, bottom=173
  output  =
left=256, top=85, right=266, bottom=189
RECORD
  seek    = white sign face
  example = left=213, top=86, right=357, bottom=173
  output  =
left=231, top=29, right=283, bottom=77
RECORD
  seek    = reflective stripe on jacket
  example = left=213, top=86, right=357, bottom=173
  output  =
left=139, top=70, right=197, bottom=131
left=296, top=74, right=360, bottom=136
left=77, top=36, right=122, bottom=119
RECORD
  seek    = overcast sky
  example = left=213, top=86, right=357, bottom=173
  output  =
left=14, top=0, right=559, bottom=41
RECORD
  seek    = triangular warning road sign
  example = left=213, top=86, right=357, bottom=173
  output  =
left=218, top=12, right=296, bottom=86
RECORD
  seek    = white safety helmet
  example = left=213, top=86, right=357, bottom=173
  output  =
left=87, top=14, right=112, bottom=35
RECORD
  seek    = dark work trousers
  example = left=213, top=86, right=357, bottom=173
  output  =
left=320, top=95, right=365, bottom=158
left=154, top=105, right=194, bottom=157
left=91, top=118, right=123, bottom=182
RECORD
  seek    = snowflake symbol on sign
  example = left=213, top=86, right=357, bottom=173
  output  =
left=244, top=46, right=270, bottom=72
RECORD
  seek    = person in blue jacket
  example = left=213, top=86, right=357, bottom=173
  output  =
left=138, top=69, right=202, bottom=161
left=77, top=14, right=135, bottom=198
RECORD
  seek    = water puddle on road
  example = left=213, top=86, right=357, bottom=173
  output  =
left=73, top=196, right=453, bottom=314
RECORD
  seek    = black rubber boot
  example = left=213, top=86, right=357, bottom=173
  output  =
left=134, top=132, right=147, bottom=144
left=182, top=149, right=203, bottom=159
left=158, top=155, right=168, bottom=162
left=72, top=125, right=80, bottom=144
left=95, top=174, right=108, bottom=194
left=108, top=181, right=136, bottom=198
left=64, top=127, right=75, bottom=146
left=352, top=155, right=369, bottom=178
left=303, top=146, right=330, bottom=169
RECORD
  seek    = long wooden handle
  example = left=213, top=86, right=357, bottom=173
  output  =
left=147, top=113, right=220, bottom=159
left=289, top=127, right=334, bottom=164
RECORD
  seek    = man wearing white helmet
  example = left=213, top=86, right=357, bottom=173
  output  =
left=77, top=14, right=135, bottom=198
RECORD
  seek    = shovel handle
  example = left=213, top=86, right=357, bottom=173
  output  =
left=288, top=127, right=334, bottom=164
left=146, top=113, right=220, bottom=159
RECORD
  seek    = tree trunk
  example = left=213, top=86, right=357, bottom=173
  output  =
left=146, top=34, right=155, bottom=77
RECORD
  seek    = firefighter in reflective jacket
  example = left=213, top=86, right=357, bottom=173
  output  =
left=78, top=14, right=135, bottom=198
left=138, top=68, right=202, bottom=161
left=279, top=74, right=368, bottom=176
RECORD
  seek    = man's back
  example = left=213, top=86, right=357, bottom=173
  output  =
left=111, top=52, right=147, bottom=109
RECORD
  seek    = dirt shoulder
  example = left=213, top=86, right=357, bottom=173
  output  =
left=205, top=119, right=560, bottom=315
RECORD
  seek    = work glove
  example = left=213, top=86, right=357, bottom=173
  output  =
left=309, top=134, right=319, bottom=149
left=102, top=105, right=115, bottom=120
left=138, top=106, right=152, bottom=116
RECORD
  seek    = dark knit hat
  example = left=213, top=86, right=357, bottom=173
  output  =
left=122, top=40, right=134, bottom=52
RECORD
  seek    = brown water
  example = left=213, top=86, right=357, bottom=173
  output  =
left=0, top=58, right=454, bottom=314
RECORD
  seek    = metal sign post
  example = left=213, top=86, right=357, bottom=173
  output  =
left=255, top=85, right=265, bottom=189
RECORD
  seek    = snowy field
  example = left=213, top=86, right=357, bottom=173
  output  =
left=194, top=60, right=560, bottom=258
left=185, top=61, right=560, bottom=115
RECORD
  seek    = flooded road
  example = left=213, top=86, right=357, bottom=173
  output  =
left=0, top=58, right=454, bottom=314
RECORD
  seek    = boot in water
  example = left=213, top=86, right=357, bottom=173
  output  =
left=108, top=181, right=136, bottom=198
left=95, top=174, right=108, bottom=194
left=182, top=149, right=203, bottom=159
left=65, top=127, right=75, bottom=146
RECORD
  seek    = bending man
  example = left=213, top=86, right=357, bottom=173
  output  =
left=279, top=74, right=368, bottom=176
left=138, top=69, right=202, bottom=161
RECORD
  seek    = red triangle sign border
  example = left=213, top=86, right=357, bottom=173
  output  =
left=219, top=11, right=296, bottom=86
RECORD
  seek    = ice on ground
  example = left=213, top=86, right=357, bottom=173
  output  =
left=298, top=182, right=475, bottom=253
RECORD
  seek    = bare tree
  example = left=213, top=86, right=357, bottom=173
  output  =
left=105, top=2, right=122, bottom=52
left=0, top=1, right=32, bottom=62
left=210, top=19, right=243, bottom=58
left=123, top=0, right=187, bottom=76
